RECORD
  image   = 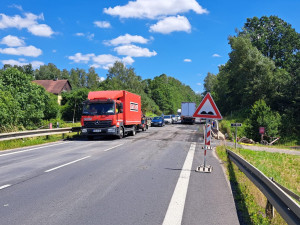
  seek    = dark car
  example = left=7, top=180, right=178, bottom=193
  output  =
left=151, top=116, right=165, bottom=127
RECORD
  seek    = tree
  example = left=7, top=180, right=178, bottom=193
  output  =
left=0, top=68, right=49, bottom=129
left=240, top=16, right=300, bottom=72
left=246, top=99, right=281, bottom=142
left=34, top=63, right=61, bottom=80
left=86, top=67, right=99, bottom=89
left=203, top=72, right=217, bottom=95
left=212, top=36, right=280, bottom=114
left=60, top=88, right=89, bottom=122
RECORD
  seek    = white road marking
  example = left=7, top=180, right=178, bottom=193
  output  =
left=45, top=156, right=91, bottom=173
left=0, top=184, right=11, bottom=190
left=162, top=142, right=196, bottom=225
left=0, top=142, right=69, bottom=157
left=104, top=144, right=124, bottom=152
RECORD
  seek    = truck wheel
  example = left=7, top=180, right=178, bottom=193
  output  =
left=117, top=127, right=124, bottom=139
left=131, top=126, right=136, bottom=136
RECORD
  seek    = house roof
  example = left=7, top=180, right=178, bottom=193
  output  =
left=33, top=80, right=71, bottom=94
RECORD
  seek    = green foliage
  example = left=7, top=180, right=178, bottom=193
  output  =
left=203, top=72, right=217, bottom=95
left=246, top=100, right=281, bottom=141
left=206, top=16, right=299, bottom=143
left=43, top=93, right=60, bottom=120
left=60, top=88, right=89, bottom=122
left=101, top=61, right=162, bottom=114
left=0, top=68, right=50, bottom=131
left=150, top=74, right=201, bottom=114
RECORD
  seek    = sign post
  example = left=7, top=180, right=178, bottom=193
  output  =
left=231, top=123, right=242, bottom=149
left=193, top=93, right=222, bottom=173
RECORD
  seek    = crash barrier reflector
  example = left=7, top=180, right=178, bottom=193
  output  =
left=226, top=149, right=300, bottom=224
left=0, top=128, right=76, bottom=141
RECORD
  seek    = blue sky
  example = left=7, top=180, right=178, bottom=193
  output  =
left=1, top=0, right=299, bottom=93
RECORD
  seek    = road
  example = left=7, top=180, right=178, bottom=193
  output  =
left=0, top=124, right=239, bottom=225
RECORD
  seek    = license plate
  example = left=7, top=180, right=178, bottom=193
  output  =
left=93, top=129, right=101, bottom=133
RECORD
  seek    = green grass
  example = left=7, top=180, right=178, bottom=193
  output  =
left=0, top=132, right=79, bottom=151
left=216, top=145, right=299, bottom=224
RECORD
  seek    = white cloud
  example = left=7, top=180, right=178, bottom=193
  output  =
left=196, top=83, right=201, bottom=86
left=75, top=33, right=84, bottom=36
left=87, top=33, right=95, bottom=40
left=69, top=53, right=135, bottom=69
left=104, top=0, right=208, bottom=19
left=212, top=53, right=221, bottom=57
left=9, top=4, right=23, bottom=11
left=68, top=53, right=95, bottom=63
left=75, top=32, right=95, bottom=40
left=114, top=44, right=157, bottom=57
left=0, top=12, right=54, bottom=37
left=27, top=24, right=54, bottom=37
left=149, top=15, right=191, bottom=34
left=1, top=59, right=44, bottom=69
left=94, top=21, right=111, bottom=28
left=184, top=58, right=192, bottom=62
left=98, top=77, right=106, bottom=82
left=105, top=34, right=150, bottom=46
left=122, top=56, right=135, bottom=64
left=0, top=35, right=25, bottom=47
left=0, top=45, right=42, bottom=57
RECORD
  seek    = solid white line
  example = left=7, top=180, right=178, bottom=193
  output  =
left=45, top=156, right=91, bottom=173
left=162, top=142, right=196, bottom=225
left=0, top=142, right=69, bottom=157
left=0, top=184, right=11, bottom=190
left=104, top=144, right=124, bottom=152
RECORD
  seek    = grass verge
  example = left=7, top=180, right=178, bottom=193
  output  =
left=216, top=145, right=299, bottom=224
left=0, top=132, right=80, bottom=151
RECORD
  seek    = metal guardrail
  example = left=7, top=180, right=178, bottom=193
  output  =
left=226, top=149, right=300, bottom=225
left=0, top=127, right=81, bottom=141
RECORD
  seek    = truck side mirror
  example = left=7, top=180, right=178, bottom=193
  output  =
left=119, top=103, right=123, bottom=113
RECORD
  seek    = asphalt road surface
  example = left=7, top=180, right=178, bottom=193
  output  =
left=0, top=124, right=239, bottom=225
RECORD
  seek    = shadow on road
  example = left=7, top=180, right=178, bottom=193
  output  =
left=227, top=156, right=252, bottom=225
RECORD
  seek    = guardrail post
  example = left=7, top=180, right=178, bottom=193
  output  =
left=266, top=199, right=274, bottom=220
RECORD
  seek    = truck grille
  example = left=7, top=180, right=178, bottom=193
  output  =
left=84, top=120, right=112, bottom=128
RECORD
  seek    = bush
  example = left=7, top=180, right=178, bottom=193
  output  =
left=246, top=99, right=281, bottom=142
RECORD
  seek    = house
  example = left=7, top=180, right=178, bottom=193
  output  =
left=33, top=79, right=72, bottom=105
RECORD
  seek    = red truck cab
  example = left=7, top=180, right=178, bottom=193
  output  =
left=81, top=90, right=143, bottom=139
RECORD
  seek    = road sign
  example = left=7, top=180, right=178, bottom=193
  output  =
left=231, top=123, right=242, bottom=127
left=259, top=127, right=265, bottom=134
left=193, top=93, right=222, bottom=119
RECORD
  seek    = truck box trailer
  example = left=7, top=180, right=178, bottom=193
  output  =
left=181, top=102, right=196, bottom=124
left=81, top=90, right=145, bottom=139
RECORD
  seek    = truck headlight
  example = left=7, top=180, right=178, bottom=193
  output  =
left=82, top=129, right=87, bottom=133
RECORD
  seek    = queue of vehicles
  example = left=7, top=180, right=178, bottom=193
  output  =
left=80, top=90, right=195, bottom=139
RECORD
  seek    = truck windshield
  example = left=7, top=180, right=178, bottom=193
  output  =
left=82, top=103, right=115, bottom=115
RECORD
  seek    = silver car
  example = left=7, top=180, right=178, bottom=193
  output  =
left=163, top=115, right=172, bottom=124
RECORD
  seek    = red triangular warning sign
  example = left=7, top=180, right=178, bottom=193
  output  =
left=193, top=93, right=222, bottom=119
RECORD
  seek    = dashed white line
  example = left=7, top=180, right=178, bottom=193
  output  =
left=162, top=142, right=196, bottom=225
left=0, top=184, right=11, bottom=190
left=104, top=144, right=124, bottom=152
left=45, top=156, right=91, bottom=173
left=0, top=142, right=69, bottom=157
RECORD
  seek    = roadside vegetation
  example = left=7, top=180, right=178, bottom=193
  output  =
left=0, top=132, right=79, bottom=151
left=216, top=145, right=300, bottom=224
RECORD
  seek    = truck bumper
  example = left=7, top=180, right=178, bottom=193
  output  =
left=81, top=126, right=119, bottom=136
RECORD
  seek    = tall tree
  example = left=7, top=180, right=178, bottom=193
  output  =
left=86, top=67, right=99, bottom=90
